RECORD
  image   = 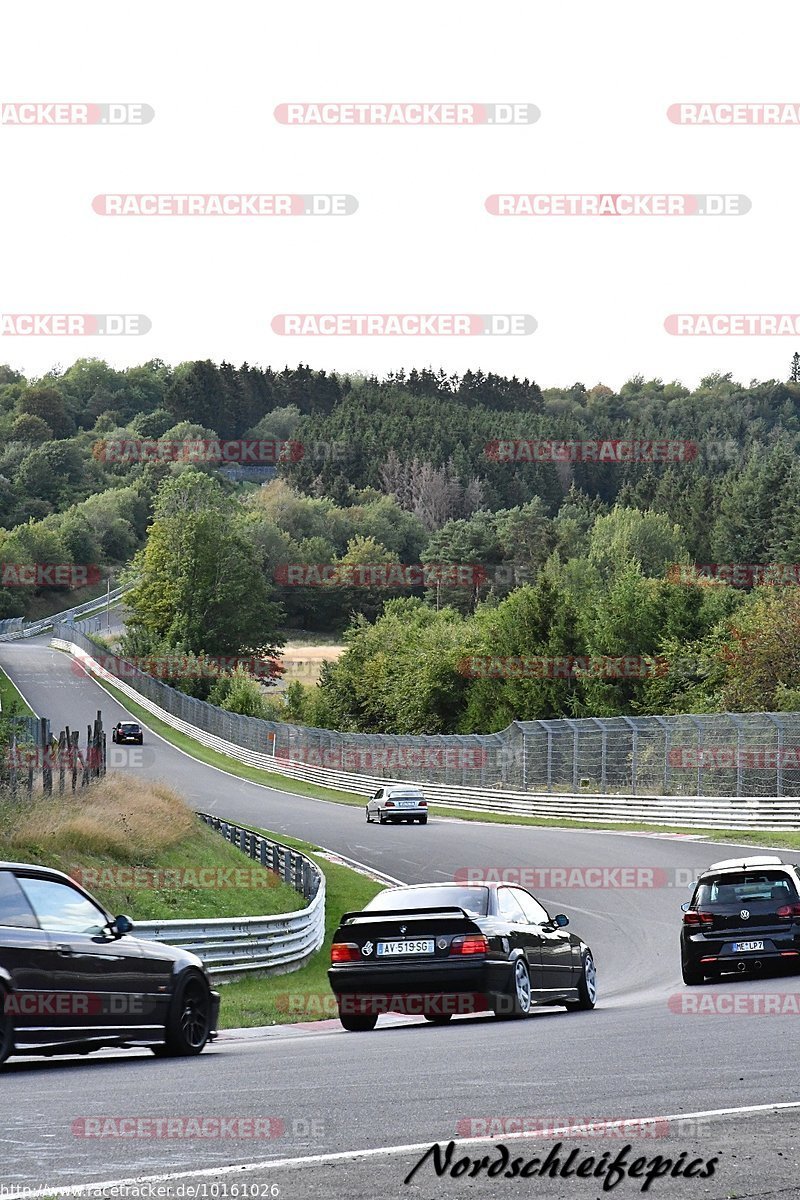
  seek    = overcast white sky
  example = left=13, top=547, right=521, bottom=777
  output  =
left=2, top=0, right=799, bottom=392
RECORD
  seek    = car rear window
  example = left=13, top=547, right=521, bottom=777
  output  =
left=694, top=871, right=798, bottom=907
left=365, top=886, right=488, bottom=917
left=120, top=724, right=139, bottom=731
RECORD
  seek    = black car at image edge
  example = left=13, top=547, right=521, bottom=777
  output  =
left=328, top=881, right=597, bottom=1030
left=681, top=855, right=800, bottom=983
left=0, top=861, right=219, bottom=1066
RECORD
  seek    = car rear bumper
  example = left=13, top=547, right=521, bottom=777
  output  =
left=683, top=928, right=800, bottom=969
left=328, top=960, right=510, bottom=1015
left=378, top=807, right=427, bottom=818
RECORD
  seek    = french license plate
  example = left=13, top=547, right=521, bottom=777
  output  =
left=731, top=940, right=764, bottom=953
left=377, top=939, right=434, bottom=956
left=399, top=800, right=417, bottom=807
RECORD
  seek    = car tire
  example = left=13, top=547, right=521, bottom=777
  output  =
left=0, top=992, right=13, bottom=1067
left=365, top=808, right=371, bottom=823
left=419, top=817, right=428, bottom=825
left=564, top=950, right=597, bottom=1011
left=378, top=812, right=385, bottom=825
left=424, top=1013, right=452, bottom=1024
left=112, top=733, right=117, bottom=743
left=681, top=958, right=705, bottom=986
left=338, top=1011, right=379, bottom=1032
left=496, top=958, right=533, bottom=1019
left=137, top=736, right=143, bottom=745
left=151, top=972, right=212, bottom=1057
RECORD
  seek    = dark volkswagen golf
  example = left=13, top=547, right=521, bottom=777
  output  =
left=328, top=882, right=597, bottom=1030
left=681, top=855, right=800, bottom=984
left=0, top=861, right=220, bottom=1066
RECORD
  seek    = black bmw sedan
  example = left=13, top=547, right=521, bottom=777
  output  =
left=327, top=881, right=597, bottom=1030
left=0, top=861, right=220, bottom=1066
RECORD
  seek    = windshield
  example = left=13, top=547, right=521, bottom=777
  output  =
left=694, top=871, right=798, bottom=907
left=365, top=886, right=488, bottom=918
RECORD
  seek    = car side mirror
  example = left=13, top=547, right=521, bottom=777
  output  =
left=553, top=913, right=569, bottom=928
left=680, top=902, right=690, bottom=912
left=113, top=914, right=134, bottom=937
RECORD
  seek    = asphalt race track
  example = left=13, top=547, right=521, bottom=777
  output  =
left=1, top=637, right=799, bottom=1200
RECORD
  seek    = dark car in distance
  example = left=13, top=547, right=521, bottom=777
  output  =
left=328, top=881, right=596, bottom=1030
left=112, top=721, right=143, bottom=745
left=681, top=855, right=800, bottom=983
left=0, top=862, right=219, bottom=1066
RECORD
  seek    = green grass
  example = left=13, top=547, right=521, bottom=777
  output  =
left=0, top=665, right=34, bottom=717
left=0, top=775, right=303, bottom=922
left=218, top=827, right=382, bottom=1027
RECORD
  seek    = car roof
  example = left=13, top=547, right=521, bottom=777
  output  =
left=379, top=881, right=500, bottom=892
left=385, top=785, right=423, bottom=793
left=703, top=856, right=788, bottom=875
left=0, top=861, right=80, bottom=882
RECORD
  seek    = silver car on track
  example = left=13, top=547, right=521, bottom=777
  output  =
left=366, top=784, right=428, bottom=825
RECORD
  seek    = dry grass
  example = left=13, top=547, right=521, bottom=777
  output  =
left=0, top=773, right=305, bottom=921
left=1, top=774, right=194, bottom=862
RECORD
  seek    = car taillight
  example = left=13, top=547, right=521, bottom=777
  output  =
left=419, top=801, right=427, bottom=807
left=450, top=934, right=489, bottom=956
left=777, top=903, right=800, bottom=919
left=683, top=911, right=714, bottom=927
left=384, top=801, right=395, bottom=808
left=331, top=942, right=361, bottom=963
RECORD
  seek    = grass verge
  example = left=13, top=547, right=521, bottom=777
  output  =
left=0, top=773, right=303, bottom=922
left=0, top=665, right=34, bottom=717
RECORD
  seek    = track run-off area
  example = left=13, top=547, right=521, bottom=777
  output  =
left=1, top=636, right=798, bottom=1199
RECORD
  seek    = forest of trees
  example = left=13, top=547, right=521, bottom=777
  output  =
left=3, top=357, right=800, bottom=731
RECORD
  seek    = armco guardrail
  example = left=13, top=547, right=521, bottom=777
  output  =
left=133, top=814, right=325, bottom=980
left=51, top=633, right=800, bottom=828
left=0, top=586, right=127, bottom=642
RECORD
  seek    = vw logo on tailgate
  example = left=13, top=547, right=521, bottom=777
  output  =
left=740, top=909, right=750, bottom=920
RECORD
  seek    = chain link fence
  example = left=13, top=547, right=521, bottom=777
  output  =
left=55, top=625, right=800, bottom=799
